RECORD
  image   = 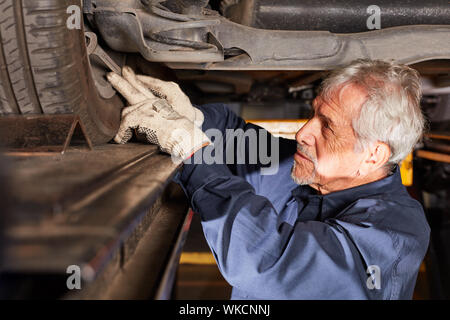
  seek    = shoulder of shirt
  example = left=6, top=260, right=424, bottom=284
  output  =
left=333, top=192, right=425, bottom=224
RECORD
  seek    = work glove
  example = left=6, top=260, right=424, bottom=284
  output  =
left=110, top=66, right=204, bottom=126
left=107, top=68, right=210, bottom=162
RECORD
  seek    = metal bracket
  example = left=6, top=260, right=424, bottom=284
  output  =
left=0, top=114, right=93, bottom=155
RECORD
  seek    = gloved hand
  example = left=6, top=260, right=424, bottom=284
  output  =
left=107, top=68, right=210, bottom=161
left=110, top=66, right=204, bottom=126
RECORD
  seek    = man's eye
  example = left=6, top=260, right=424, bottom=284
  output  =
left=322, top=122, right=335, bottom=136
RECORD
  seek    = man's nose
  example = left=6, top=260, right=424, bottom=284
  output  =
left=296, top=121, right=316, bottom=146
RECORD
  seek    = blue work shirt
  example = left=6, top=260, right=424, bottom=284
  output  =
left=173, top=103, right=430, bottom=300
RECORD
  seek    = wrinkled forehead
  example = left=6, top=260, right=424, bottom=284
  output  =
left=316, top=82, right=368, bottom=119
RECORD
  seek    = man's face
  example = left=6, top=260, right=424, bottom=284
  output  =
left=291, top=84, right=369, bottom=193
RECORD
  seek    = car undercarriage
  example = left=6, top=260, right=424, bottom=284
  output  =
left=0, top=0, right=449, bottom=300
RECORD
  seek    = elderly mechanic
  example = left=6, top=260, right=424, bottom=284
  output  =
left=107, top=59, right=430, bottom=300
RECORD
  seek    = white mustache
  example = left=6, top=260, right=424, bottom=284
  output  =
left=296, top=143, right=316, bottom=164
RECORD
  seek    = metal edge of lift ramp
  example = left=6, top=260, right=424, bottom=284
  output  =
left=0, top=137, right=191, bottom=299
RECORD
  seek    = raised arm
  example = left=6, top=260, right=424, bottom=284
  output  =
left=194, top=103, right=296, bottom=179
left=174, top=160, right=376, bottom=299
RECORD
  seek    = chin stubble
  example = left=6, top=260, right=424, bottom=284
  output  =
left=291, top=144, right=317, bottom=185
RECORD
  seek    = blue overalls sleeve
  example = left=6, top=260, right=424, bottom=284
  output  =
left=177, top=157, right=369, bottom=299
left=173, top=104, right=369, bottom=299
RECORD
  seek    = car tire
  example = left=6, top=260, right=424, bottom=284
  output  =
left=0, top=0, right=122, bottom=144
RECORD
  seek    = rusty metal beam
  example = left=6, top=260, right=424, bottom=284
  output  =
left=1, top=143, right=188, bottom=299
left=0, top=114, right=93, bottom=154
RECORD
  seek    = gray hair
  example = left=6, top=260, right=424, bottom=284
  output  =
left=320, top=59, right=425, bottom=170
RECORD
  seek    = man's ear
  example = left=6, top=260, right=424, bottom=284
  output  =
left=362, top=142, right=390, bottom=174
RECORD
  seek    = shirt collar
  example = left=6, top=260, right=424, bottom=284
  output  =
left=291, top=166, right=404, bottom=221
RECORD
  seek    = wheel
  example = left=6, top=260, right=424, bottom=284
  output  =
left=0, top=0, right=122, bottom=144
